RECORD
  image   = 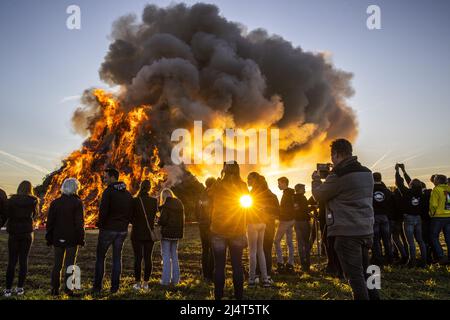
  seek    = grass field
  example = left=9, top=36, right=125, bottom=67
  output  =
left=0, top=224, right=449, bottom=300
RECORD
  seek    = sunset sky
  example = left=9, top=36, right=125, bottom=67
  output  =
left=1, top=0, right=449, bottom=195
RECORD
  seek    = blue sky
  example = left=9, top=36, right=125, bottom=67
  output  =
left=0, top=0, right=449, bottom=194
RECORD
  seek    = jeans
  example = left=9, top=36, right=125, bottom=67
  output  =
left=51, top=246, right=78, bottom=291
left=274, top=220, right=295, bottom=265
left=161, top=240, right=180, bottom=285
left=430, top=217, right=450, bottom=259
left=211, top=234, right=246, bottom=300
left=294, top=220, right=311, bottom=266
left=257, top=221, right=275, bottom=276
left=93, top=229, right=127, bottom=292
left=131, top=239, right=154, bottom=282
left=389, top=220, right=408, bottom=259
left=373, top=215, right=393, bottom=262
left=247, top=223, right=268, bottom=282
left=334, top=235, right=379, bottom=300
left=199, top=224, right=214, bottom=280
left=6, top=233, right=33, bottom=290
left=403, top=214, right=427, bottom=262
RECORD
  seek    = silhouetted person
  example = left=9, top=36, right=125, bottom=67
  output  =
left=395, top=164, right=427, bottom=267
left=274, top=177, right=296, bottom=274
left=130, top=180, right=158, bottom=290
left=0, top=187, right=7, bottom=229
left=93, top=167, right=133, bottom=294
left=293, top=184, right=311, bottom=271
left=195, top=177, right=216, bottom=281
left=210, top=161, right=248, bottom=300
left=4, top=181, right=39, bottom=297
left=372, top=172, right=394, bottom=265
left=46, top=178, right=85, bottom=296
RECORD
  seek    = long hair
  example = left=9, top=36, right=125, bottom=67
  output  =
left=16, top=180, right=34, bottom=197
left=61, top=178, right=80, bottom=196
left=159, top=188, right=176, bottom=206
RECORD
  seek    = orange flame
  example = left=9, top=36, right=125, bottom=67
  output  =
left=41, top=89, right=166, bottom=226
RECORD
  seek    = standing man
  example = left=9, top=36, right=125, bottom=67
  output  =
left=274, top=177, right=296, bottom=274
left=372, top=172, right=394, bottom=266
left=312, top=139, right=378, bottom=300
left=429, top=174, right=450, bottom=264
left=195, top=177, right=216, bottom=281
left=93, top=167, right=133, bottom=294
left=293, top=184, right=311, bottom=272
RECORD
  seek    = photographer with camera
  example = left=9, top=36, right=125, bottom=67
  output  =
left=312, top=139, right=378, bottom=300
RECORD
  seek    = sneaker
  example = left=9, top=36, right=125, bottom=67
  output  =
left=254, top=276, right=260, bottom=285
left=132, top=283, right=141, bottom=291
left=248, top=279, right=256, bottom=288
left=3, top=289, right=12, bottom=297
left=285, top=263, right=295, bottom=274
left=266, top=276, right=274, bottom=285
left=262, top=279, right=272, bottom=288
left=276, top=263, right=285, bottom=274
left=142, top=282, right=149, bottom=290
left=15, top=288, right=24, bottom=296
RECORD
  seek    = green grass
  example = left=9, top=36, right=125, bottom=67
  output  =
left=0, top=225, right=449, bottom=300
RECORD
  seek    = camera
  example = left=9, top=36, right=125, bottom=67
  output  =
left=317, top=163, right=333, bottom=179
left=395, top=163, right=405, bottom=171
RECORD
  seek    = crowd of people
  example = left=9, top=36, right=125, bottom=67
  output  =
left=0, top=139, right=449, bottom=300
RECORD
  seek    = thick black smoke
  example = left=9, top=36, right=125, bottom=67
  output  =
left=73, top=2, right=357, bottom=163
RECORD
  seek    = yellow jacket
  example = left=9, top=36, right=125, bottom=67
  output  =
left=429, top=184, right=450, bottom=218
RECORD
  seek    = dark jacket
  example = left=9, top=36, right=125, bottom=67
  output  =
left=46, top=194, right=85, bottom=247
left=0, top=188, right=7, bottom=228
left=312, top=156, right=374, bottom=237
left=159, top=197, right=185, bottom=239
left=395, top=171, right=424, bottom=216
left=195, top=188, right=213, bottom=227
left=210, top=178, right=248, bottom=238
left=372, top=182, right=394, bottom=218
left=293, top=193, right=310, bottom=221
left=392, top=188, right=406, bottom=221
left=279, top=188, right=296, bottom=221
left=97, top=182, right=133, bottom=232
left=131, top=194, right=158, bottom=241
left=6, top=194, right=39, bottom=235
left=247, top=187, right=280, bottom=225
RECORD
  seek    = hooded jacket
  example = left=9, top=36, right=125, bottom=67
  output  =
left=312, top=156, right=374, bottom=237
left=279, top=188, right=296, bottom=221
left=429, top=184, right=450, bottom=218
left=131, top=194, right=158, bottom=241
left=372, top=182, right=394, bottom=218
left=46, top=194, right=85, bottom=247
left=395, top=171, right=425, bottom=216
left=97, top=181, right=133, bottom=232
left=159, top=197, right=185, bottom=239
left=6, top=194, right=39, bottom=235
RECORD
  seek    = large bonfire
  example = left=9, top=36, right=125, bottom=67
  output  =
left=40, top=89, right=166, bottom=226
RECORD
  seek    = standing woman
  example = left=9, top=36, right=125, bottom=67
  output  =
left=46, top=178, right=85, bottom=296
left=130, top=180, right=158, bottom=290
left=158, top=188, right=184, bottom=286
left=210, top=161, right=249, bottom=300
left=4, top=181, right=39, bottom=297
